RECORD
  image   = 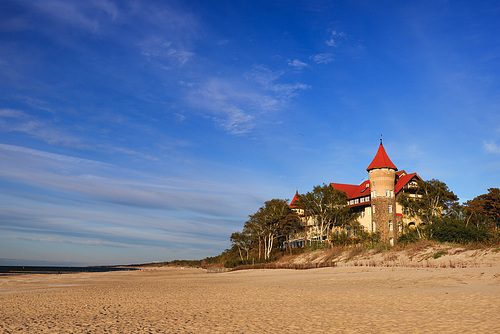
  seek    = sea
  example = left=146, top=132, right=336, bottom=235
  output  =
left=0, top=266, right=138, bottom=276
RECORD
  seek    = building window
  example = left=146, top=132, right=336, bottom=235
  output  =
left=398, top=222, right=402, bottom=232
left=386, top=190, right=390, bottom=197
left=389, top=220, right=393, bottom=231
left=388, top=205, right=392, bottom=213
left=361, top=210, right=365, bottom=218
left=389, top=237, right=394, bottom=246
left=372, top=205, right=376, bottom=214
left=373, top=190, right=376, bottom=198
left=372, top=221, right=376, bottom=232
left=391, top=190, right=394, bottom=198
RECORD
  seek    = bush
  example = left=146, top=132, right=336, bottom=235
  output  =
left=432, top=250, right=448, bottom=259
left=429, top=217, right=490, bottom=244
left=397, top=229, right=420, bottom=244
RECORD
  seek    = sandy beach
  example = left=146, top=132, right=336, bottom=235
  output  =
left=1, top=265, right=499, bottom=333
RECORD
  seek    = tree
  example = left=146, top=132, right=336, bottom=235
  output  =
left=243, top=212, right=264, bottom=260
left=464, top=188, right=500, bottom=229
left=398, top=179, right=459, bottom=226
left=245, top=199, right=295, bottom=260
left=297, top=184, right=356, bottom=243
left=278, top=209, right=301, bottom=254
left=230, top=231, right=251, bottom=262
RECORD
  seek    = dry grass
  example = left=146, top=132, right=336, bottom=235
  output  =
left=268, top=242, right=500, bottom=270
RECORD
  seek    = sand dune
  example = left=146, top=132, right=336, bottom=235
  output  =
left=1, top=264, right=499, bottom=333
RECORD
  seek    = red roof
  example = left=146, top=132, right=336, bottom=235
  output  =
left=290, top=191, right=301, bottom=208
left=331, top=180, right=371, bottom=199
left=395, top=171, right=422, bottom=194
left=366, top=143, right=397, bottom=171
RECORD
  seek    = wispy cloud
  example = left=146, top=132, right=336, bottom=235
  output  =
left=2, top=234, right=134, bottom=248
left=310, top=53, right=334, bottom=64
left=484, top=140, right=500, bottom=154
left=326, top=30, right=346, bottom=47
left=140, top=37, right=195, bottom=70
left=186, top=65, right=309, bottom=135
left=0, top=108, right=87, bottom=148
left=246, top=65, right=310, bottom=101
left=288, top=59, right=308, bottom=69
left=26, top=0, right=119, bottom=32
left=0, top=144, right=254, bottom=218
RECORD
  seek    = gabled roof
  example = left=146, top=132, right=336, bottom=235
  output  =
left=290, top=191, right=301, bottom=208
left=395, top=171, right=422, bottom=194
left=331, top=180, right=371, bottom=200
left=366, top=143, right=397, bottom=171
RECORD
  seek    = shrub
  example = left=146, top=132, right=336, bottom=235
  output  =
left=429, top=217, right=490, bottom=244
left=397, top=229, right=421, bottom=244
left=432, top=250, right=448, bottom=259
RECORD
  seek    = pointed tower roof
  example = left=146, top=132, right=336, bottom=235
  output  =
left=290, top=191, right=301, bottom=208
left=366, top=142, right=397, bottom=171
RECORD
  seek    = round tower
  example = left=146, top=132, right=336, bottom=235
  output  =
left=366, top=141, right=398, bottom=245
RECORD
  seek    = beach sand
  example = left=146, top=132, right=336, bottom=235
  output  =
left=1, top=266, right=499, bottom=333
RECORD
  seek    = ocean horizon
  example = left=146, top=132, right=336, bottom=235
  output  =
left=0, top=266, right=138, bottom=276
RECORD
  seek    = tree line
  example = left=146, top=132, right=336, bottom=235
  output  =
left=218, top=182, right=500, bottom=268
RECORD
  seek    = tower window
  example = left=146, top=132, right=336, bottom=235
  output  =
left=389, top=220, right=393, bottom=231
left=388, top=205, right=392, bottom=213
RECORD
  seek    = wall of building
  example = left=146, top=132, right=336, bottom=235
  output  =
left=369, top=168, right=397, bottom=243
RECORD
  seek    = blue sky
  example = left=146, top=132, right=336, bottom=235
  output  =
left=1, top=1, right=499, bottom=266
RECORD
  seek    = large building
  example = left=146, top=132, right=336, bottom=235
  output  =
left=290, top=141, right=422, bottom=245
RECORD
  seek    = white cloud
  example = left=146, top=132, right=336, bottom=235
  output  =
left=190, top=79, right=256, bottom=134
left=0, top=109, right=87, bottom=148
left=326, top=30, right=346, bottom=47
left=186, top=66, right=310, bottom=135
left=311, top=53, right=334, bottom=64
left=484, top=141, right=500, bottom=154
left=0, top=108, right=26, bottom=118
left=246, top=65, right=310, bottom=100
left=288, top=59, right=308, bottom=69
left=140, top=37, right=195, bottom=70
left=27, top=0, right=119, bottom=32
left=0, top=144, right=252, bottom=218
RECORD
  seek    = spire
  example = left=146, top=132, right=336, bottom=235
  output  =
left=290, top=190, right=301, bottom=208
left=366, top=142, right=397, bottom=171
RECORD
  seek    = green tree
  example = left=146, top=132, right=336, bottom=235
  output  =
left=230, top=231, right=251, bottom=262
left=464, top=188, right=500, bottom=229
left=245, top=199, right=295, bottom=260
left=297, top=184, right=356, bottom=242
left=398, top=179, right=459, bottom=226
left=278, top=209, right=301, bottom=254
